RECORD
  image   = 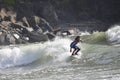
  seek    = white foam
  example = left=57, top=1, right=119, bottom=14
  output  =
left=0, top=46, right=43, bottom=68
left=0, top=37, right=74, bottom=68
left=106, top=25, right=120, bottom=44
left=43, top=37, right=72, bottom=62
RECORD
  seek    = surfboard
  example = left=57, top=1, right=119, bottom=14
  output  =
left=70, top=55, right=80, bottom=62
left=71, top=54, right=81, bottom=59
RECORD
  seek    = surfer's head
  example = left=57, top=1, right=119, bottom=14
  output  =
left=75, top=36, right=80, bottom=42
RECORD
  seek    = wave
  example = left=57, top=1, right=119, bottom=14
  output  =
left=80, top=25, right=120, bottom=45
left=0, top=46, right=41, bottom=68
left=106, top=25, right=120, bottom=44
left=82, top=43, right=120, bottom=65
left=81, top=31, right=107, bottom=44
left=0, top=37, right=73, bottom=68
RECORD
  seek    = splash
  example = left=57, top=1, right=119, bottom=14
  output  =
left=106, top=25, right=120, bottom=44
left=0, top=37, right=73, bottom=68
left=0, top=47, right=42, bottom=68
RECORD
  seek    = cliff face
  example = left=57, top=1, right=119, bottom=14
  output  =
left=51, top=0, right=120, bottom=24
left=1, top=0, right=120, bottom=27
left=17, top=0, right=120, bottom=27
left=15, top=0, right=58, bottom=28
left=16, top=0, right=120, bottom=30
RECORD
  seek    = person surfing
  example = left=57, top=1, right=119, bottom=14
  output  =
left=70, top=36, right=82, bottom=55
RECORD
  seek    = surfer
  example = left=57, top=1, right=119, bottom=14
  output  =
left=70, top=36, right=82, bottom=55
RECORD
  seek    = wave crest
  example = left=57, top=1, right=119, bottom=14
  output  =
left=106, top=25, right=120, bottom=44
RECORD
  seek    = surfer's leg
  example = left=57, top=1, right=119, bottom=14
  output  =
left=75, top=47, right=80, bottom=55
left=72, top=49, right=77, bottom=55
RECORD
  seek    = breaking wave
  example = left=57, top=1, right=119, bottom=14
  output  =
left=81, top=31, right=107, bottom=44
left=0, top=37, right=73, bottom=68
left=106, top=25, right=120, bottom=44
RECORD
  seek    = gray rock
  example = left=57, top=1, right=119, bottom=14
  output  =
left=27, top=31, right=48, bottom=43
left=5, top=33, right=16, bottom=44
left=0, top=31, right=6, bottom=45
left=46, top=32, right=55, bottom=40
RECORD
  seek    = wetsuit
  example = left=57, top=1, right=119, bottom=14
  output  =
left=70, top=41, right=80, bottom=50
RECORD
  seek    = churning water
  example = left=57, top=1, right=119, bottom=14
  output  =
left=0, top=26, right=120, bottom=80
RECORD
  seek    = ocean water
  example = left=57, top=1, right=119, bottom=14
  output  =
left=0, top=26, right=120, bottom=80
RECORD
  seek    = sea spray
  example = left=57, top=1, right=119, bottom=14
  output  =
left=42, top=37, right=72, bottom=62
left=0, top=46, right=44, bottom=68
left=106, top=25, right=120, bottom=44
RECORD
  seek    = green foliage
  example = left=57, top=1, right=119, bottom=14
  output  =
left=4, top=0, right=15, bottom=5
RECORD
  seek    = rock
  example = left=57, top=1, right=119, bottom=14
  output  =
left=27, top=31, right=48, bottom=43
left=4, top=16, right=11, bottom=21
left=0, top=20, right=53, bottom=45
left=21, top=16, right=53, bottom=32
left=1, top=21, right=11, bottom=28
left=0, top=31, right=16, bottom=45
left=5, top=33, right=16, bottom=44
left=61, top=31, right=71, bottom=36
left=46, top=32, right=55, bottom=40
left=11, top=31, right=28, bottom=44
left=38, top=17, right=53, bottom=32
left=22, top=17, right=30, bottom=27
left=0, top=8, right=7, bottom=20
left=0, top=31, right=6, bottom=45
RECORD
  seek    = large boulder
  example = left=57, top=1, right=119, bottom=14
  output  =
left=21, top=16, right=53, bottom=32
left=0, top=31, right=16, bottom=45
left=38, top=17, right=53, bottom=32
left=27, top=31, right=48, bottom=43
left=45, top=32, right=55, bottom=40
left=5, top=33, right=16, bottom=44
